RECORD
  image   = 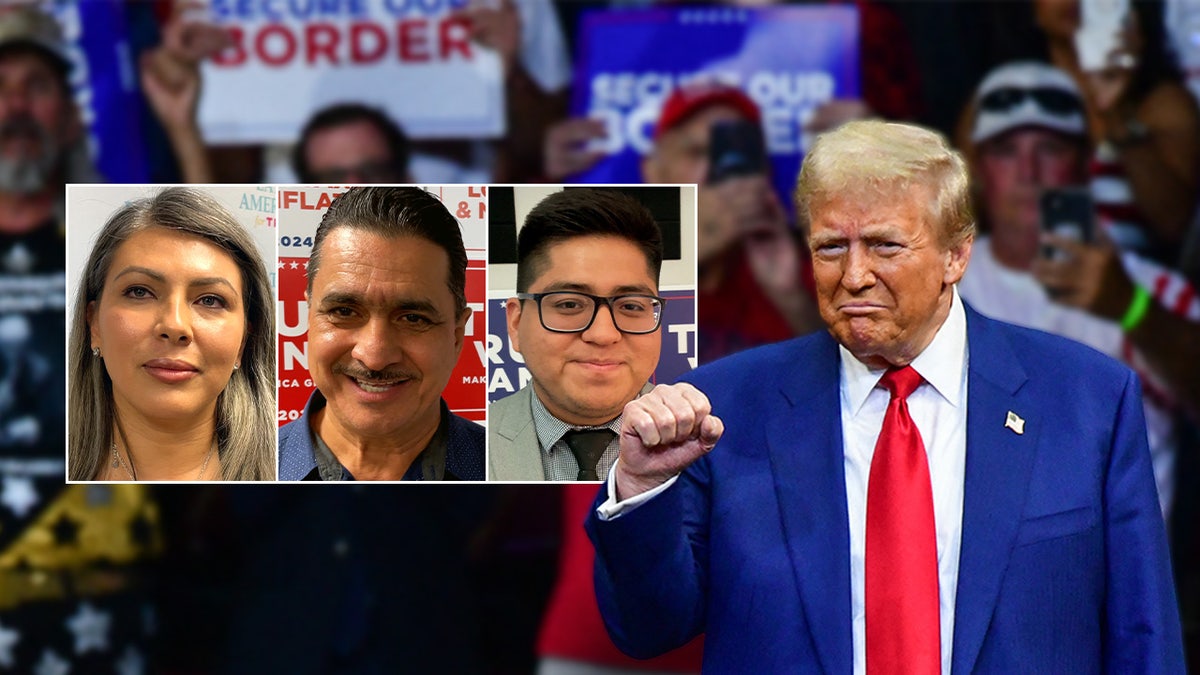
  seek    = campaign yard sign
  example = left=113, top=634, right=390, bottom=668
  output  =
left=572, top=5, right=859, bottom=203
left=199, top=0, right=505, bottom=143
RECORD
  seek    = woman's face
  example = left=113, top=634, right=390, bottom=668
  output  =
left=88, top=227, right=247, bottom=428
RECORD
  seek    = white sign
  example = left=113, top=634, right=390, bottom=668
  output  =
left=198, top=0, right=505, bottom=143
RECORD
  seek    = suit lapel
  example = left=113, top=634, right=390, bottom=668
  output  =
left=495, top=388, right=543, bottom=480
left=951, top=307, right=1039, bottom=674
left=496, top=387, right=532, bottom=442
left=766, top=333, right=853, bottom=675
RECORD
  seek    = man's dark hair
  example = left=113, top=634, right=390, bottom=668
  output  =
left=291, top=103, right=410, bottom=182
left=307, top=187, right=468, bottom=315
left=516, top=189, right=664, bottom=293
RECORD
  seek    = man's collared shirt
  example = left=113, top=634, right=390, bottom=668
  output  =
left=279, top=390, right=484, bottom=481
left=840, top=288, right=968, bottom=675
left=531, top=389, right=622, bottom=481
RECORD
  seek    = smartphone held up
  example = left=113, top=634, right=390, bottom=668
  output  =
left=1040, top=187, right=1095, bottom=260
left=707, top=119, right=769, bottom=184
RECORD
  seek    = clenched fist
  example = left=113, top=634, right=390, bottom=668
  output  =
left=614, top=383, right=724, bottom=500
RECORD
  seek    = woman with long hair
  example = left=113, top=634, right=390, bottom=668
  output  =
left=68, top=187, right=275, bottom=480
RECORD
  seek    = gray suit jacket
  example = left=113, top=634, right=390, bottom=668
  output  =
left=487, top=386, right=542, bottom=481
left=487, top=383, right=656, bottom=481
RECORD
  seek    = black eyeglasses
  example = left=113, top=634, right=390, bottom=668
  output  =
left=517, top=291, right=666, bottom=335
left=979, top=87, right=1083, bottom=116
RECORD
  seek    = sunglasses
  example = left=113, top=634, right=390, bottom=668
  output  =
left=979, top=87, right=1083, bottom=116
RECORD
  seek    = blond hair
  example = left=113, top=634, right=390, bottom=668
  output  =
left=794, top=120, right=975, bottom=247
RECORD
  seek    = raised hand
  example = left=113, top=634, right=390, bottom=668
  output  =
left=544, top=117, right=607, bottom=180
left=459, top=0, right=520, bottom=75
left=614, top=383, right=724, bottom=500
left=1032, top=231, right=1132, bottom=320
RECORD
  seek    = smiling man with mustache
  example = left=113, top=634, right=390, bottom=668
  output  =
left=489, top=188, right=666, bottom=482
left=278, top=187, right=483, bottom=481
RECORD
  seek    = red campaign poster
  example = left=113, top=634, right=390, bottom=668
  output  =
left=447, top=259, right=487, bottom=420
left=276, top=185, right=487, bottom=426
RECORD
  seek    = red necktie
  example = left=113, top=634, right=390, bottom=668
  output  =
left=866, top=365, right=940, bottom=675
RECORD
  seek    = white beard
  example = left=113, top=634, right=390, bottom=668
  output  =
left=0, top=117, right=60, bottom=194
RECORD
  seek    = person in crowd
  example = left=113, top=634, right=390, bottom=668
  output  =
left=68, top=187, right=275, bottom=481
left=455, top=0, right=571, bottom=182
left=0, top=314, right=51, bottom=446
left=587, top=119, right=1184, bottom=673
left=644, top=83, right=822, bottom=362
left=292, top=103, right=412, bottom=184
left=959, top=61, right=1200, bottom=519
left=0, top=6, right=198, bottom=670
left=0, top=6, right=99, bottom=230
left=278, top=186, right=484, bottom=481
left=963, top=0, right=1200, bottom=266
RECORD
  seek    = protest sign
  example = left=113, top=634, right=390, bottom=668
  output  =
left=199, top=0, right=505, bottom=143
left=277, top=185, right=488, bottom=424
left=572, top=5, right=859, bottom=203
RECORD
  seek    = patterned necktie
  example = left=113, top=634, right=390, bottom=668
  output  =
left=563, top=429, right=615, bottom=481
left=865, top=365, right=940, bottom=675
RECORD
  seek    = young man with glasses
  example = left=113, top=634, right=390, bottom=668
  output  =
left=489, top=188, right=666, bottom=481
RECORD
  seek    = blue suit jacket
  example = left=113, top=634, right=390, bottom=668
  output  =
left=587, top=307, right=1184, bottom=673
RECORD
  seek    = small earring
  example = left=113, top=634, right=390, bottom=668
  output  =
left=233, top=362, right=240, bottom=371
left=92, top=347, right=100, bottom=357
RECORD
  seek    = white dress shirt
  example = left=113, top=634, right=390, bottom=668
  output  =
left=599, top=290, right=970, bottom=675
left=841, top=290, right=968, bottom=675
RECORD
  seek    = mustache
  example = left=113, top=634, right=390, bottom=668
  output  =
left=332, top=362, right=417, bottom=382
left=0, top=115, right=48, bottom=142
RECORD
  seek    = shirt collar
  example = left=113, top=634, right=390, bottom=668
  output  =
left=840, top=287, right=968, bottom=415
left=297, top=390, right=349, bottom=480
left=529, top=386, right=624, bottom=456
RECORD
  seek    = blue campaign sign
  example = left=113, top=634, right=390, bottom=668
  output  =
left=53, top=1, right=150, bottom=182
left=571, top=6, right=859, bottom=204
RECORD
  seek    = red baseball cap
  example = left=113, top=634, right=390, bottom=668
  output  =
left=654, top=83, right=762, bottom=139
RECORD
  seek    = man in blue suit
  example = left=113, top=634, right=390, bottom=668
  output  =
left=586, top=120, right=1185, bottom=673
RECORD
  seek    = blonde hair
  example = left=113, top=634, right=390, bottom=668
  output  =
left=68, top=187, right=275, bottom=480
left=794, top=120, right=975, bottom=247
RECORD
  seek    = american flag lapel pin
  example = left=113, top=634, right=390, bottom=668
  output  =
left=1005, top=410, right=1025, bottom=435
